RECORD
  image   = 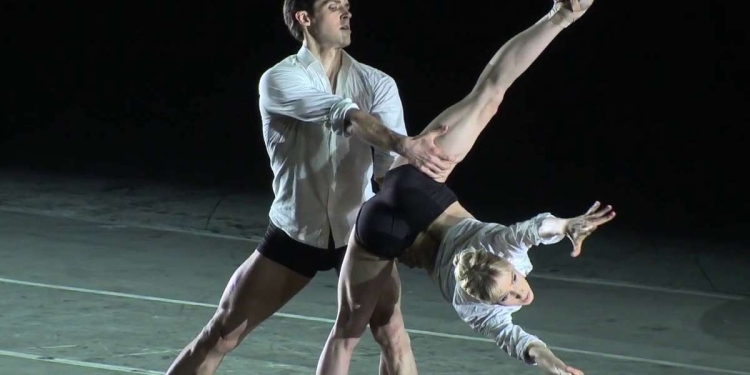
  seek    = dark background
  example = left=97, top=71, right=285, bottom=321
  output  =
left=3, top=1, right=748, bottom=243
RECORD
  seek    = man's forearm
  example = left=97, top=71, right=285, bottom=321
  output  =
left=480, top=14, right=566, bottom=90
left=345, top=108, right=406, bottom=156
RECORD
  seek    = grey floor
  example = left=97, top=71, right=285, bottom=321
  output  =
left=1, top=210, right=749, bottom=375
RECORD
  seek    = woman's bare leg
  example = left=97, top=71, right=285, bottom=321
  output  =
left=392, top=3, right=579, bottom=181
left=433, top=16, right=567, bottom=161
left=369, top=265, right=416, bottom=375
left=316, top=232, right=404, bottom=375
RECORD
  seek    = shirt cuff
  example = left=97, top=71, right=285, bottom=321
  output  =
left=522, top=340, right=548, bottom=365
left=329, top=98, right=360, bottom=137
left=535, top=213, right=565, bottom=245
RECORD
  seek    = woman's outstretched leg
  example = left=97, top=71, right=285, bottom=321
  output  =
left=393, top=0, right=594, bottom=180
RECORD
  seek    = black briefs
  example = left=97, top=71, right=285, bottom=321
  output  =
left=354, top=164, right=458, bottom=259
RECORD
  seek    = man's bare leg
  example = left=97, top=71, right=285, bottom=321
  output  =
left=165, top=251, right=311, bottom=375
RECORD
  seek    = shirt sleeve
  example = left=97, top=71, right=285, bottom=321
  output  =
left=455, top=300, right=546, bottom=365
left=258, top=64, right=359, bottom=135
left=484, top=213, right=566, bottom=259
left=368, top=74, right=407, bottom=180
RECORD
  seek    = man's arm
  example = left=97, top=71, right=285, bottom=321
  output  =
left=259, top=66, right=357, bottom=131
left=363, top=74, right=408, bottom=183
left=345, top=108, right=407, bottom=163
left=259, top=65, right=407, bottom=156
left=345, top=107, right=456, bottom=180
left=259, top=65, right=455, bottom=179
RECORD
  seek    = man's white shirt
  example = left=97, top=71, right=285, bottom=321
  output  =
left=258, top=46, right=407, bottom=249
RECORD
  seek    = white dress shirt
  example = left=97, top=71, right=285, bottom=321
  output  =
left=258, top=46, right=407, bottom=249
left=432, top=213, right=565, bottom=364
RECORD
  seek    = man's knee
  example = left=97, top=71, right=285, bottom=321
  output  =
left=195, top=308, right=252, bottom=355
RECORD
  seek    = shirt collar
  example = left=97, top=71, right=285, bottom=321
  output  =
left=296, top=45, right=353, bottom=94
left=296, top=45, right=354, bottom=70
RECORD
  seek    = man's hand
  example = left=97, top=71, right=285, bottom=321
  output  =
left=344, top=110, right=456, bottom=178
left=400, top=125, right=458, bottom=180
left=565, top=201, right=616, bottom=257
left=529, top=345, right=584, bottom=375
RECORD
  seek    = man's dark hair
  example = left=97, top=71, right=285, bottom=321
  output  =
left=283, top=0, right=317, bottom=42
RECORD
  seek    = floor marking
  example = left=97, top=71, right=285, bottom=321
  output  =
left=0, top=349, right=162, bottom=374
left=1, top=277, right=748, bottom=375
left=1, top=206, right=745, bottom=300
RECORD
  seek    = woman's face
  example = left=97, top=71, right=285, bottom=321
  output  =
left=492, top=265, right=534, bottom=306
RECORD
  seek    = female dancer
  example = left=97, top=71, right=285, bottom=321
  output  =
left=316, top=0, right=609, bottom=374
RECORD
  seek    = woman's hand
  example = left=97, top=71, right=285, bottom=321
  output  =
left=529, top=345, right=585, bottom=375
left=565, top=201, right=616, bottom=257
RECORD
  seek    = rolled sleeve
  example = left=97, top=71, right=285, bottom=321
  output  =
left=329, top=98, right=360, bottom=136
left=485, top=213, right=565, bottom=259
left=456, top=301, right=546, bottom=365
left=259, top=65, right=359, bottom=132
left=369, top=75, right=406, bottom=179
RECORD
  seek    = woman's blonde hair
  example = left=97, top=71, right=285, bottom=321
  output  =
left=453, top=247, right=512, bottom=304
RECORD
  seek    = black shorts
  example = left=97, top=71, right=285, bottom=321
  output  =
left=355, top=164, right=458, bottom=259
left=257, top=222, right=347, bottom=279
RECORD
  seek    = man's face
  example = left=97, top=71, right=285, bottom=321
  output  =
left=306, top=0, right=352, bottom=48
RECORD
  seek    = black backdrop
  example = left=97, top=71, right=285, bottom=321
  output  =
left=4, top=1, right=748, bottom=242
